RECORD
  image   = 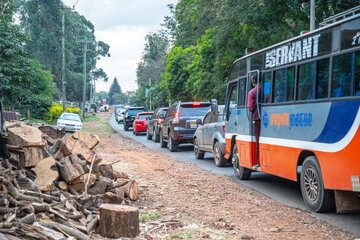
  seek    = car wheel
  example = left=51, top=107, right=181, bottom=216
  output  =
left=300, top=156, right=335, bottom=212
left=146, top=128, right=152, bottom=140
left=154, top=127, right=160, bottom=142
left=232, top=144, right=252, bottom=180
left=160, top=131, right=167, bottom=148
left=168, top=133, right=178, bottom=152
left=213, top=141, right=226, bottom=167
left=124, top=125, right=129, bottom=131
left=194, top=138, right=204, bottom=159
left=132, top=129, right=135, bottom=135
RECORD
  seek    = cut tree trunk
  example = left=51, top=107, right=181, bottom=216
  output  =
left=99, top=204, right=139, bottom=238
left=124, top=180, right=139, bottom=201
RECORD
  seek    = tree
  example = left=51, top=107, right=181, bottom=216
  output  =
left=108, top=77, right=122, bottom=104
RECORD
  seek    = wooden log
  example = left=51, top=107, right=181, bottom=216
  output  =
left=72, top=131, right=99, bottom=150
left=63, top=137, right=101, bottom=165
left=70, top=173, right=96, bottom=194
left=18, top=190, right=59, bottom=203
left=39, top=221, right=90, bottom=240
left=58, top=155, right=85, bottom=183
left=49, top=139, right=71, bottom=159
left=113, top=170, right=129, bottom=180
left=0, top=207, right=11, bottom=214
left=106, top=178, right=129, bottom=191
left=87, top=176, right=112, bottom=195
left=58, top=181, right=67, bottom=191
left=86, top=216, right=98, bottom=233
left=124, top=180, right=139, bottom=201
left=38, top=125, right=66, bottom=140
left=0, top=197, right=8, bottom=207
left=32, top=203, right=50, bottom=213
left=15, top=175, right=39, bottom=192
left=19, top=213, right=36, bottom=224
left=7, top=182, right=42, bottom=203
left=99, top=204, right=139, bottom=238
left=99, top=164, right=113, bottom=179
left=32, top=157, right=58, bottom=192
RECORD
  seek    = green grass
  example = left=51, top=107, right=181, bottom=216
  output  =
left=82, top=113, right=114, bottom=134
left=139, top=212, right=163, bottom=223
left=82, top=114, right=100, bottom=122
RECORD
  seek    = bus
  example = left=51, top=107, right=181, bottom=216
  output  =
left=223, top=6, right=360, bottom=213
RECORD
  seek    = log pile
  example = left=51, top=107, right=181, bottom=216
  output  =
left=0, top=122, right=140, bottom=239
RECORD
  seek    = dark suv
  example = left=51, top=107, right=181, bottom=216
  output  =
left=146, top=107, right=168, bottom=142
left=160, top=101, right=211, bottom=152
left=123, top=107, right=145, bottom=131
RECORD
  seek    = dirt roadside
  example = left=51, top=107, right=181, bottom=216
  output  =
left=89, top=112, right=354, bottom=240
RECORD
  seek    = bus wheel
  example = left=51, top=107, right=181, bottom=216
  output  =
left=232, top=145, right=251, bottom=180
left=300, top=156, right=335, bottom=212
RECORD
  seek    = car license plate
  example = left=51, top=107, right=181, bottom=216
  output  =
left=190, top=121, right=197, bottom=128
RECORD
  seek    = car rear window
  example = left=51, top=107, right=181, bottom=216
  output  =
left=128, top=109, right=145, bottom=115
left=138, top=114, right=152, bottom=120
left=61, top=114, right=81, bottom=121
left=179, top=103, right=211, bottom=116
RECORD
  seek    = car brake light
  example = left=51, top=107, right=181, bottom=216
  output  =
left=173, top=112, right=180, bottom=124
left=157, top=118, right=164, bottom=124
left=222, top=122, right=226, bottom=133
left=192, top=103, right=201, bottom=106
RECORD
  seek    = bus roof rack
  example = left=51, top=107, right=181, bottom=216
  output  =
left=319, top=5, right=360, bottom=28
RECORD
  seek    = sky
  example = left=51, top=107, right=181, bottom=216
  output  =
left=63, top=0, right=177, bottom=93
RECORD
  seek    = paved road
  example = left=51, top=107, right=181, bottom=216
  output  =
left=109, top=114, right=360, bottom=237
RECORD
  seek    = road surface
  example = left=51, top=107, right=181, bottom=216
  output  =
left=109, top=114, right=360, bottom=237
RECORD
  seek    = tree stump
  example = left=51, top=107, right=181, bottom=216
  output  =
left=99, top=204, right=139, bottom=238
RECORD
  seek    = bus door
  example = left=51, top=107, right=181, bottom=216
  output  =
left=244, top=70, right=260, bottom=168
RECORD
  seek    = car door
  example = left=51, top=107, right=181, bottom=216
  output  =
left=201, top=112, right=213, bottom=150
left=162, top=105, right=173, bottom=138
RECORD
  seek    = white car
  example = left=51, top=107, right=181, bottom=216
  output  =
left=116, top=109, right=126, bottom=123
left=57, top=113, right=83, bottom=132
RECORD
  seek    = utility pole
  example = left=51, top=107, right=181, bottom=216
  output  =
left=82, top=41, right=87, bottom=118
left=61, top=8, right=66, bottom=112
left=149, top=78, right=152, bottom=111
left=310, top=0, right=315, bottom=31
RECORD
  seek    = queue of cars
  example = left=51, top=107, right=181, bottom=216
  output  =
left=117, top=101, right=227, bottom=167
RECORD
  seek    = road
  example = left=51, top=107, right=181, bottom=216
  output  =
left=109, top=115, right=360, bottom=237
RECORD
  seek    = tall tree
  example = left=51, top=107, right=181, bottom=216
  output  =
left=108, top=77, right=121, bottom=104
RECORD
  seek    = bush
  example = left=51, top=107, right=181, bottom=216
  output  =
left=45, top=102, right=81, bottom=123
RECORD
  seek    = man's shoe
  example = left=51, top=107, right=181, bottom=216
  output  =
left=251, top=164, right=260, bottom=171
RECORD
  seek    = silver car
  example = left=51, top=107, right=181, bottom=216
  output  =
left=193, top=106, right=228, bottom=167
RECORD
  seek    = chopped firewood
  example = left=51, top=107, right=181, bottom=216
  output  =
left=99, top=164, right=113, bottom=179
left=86, top=216, right=99, bottom=233
left=49, top=139, right=71, bottom=159
left=39, top=221, right=90, bottom=240
left=72, top=131, right=100, bottom=150
left=99, top=204, right=139, bottom=238
left=58, top=181, right=67, bottom=191
left=64, top=136, right=101, bottom=165
left=113, top=170, right=129, bottom=180
left=124, top=180, right=139, bottom=201
left=58, top=155, right=86, bottom=183
left=32, top=157, right=58, bottom=192
left=38, top=125, right=66, bottom=140
left=88, top=176, right=112, bottom=195
left=71, top=173, right=97, bottom=194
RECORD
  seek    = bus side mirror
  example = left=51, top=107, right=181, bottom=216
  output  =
left=210, top=99, right=218, bottom=113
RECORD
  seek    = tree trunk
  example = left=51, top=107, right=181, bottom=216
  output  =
left=99, top=204, right=139, bottom=238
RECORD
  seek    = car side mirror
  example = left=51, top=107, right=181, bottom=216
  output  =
left=196, top=119, right=202, bottom=126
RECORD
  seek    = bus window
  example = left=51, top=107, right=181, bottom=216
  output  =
left=226, top=83, right=238, bottom=120
left=331, top=53, right=353, bottom=98
left=355, top=52, right=360, bottom=96
left=262, top=72, right=272, bottom=103
left=316, top=58, right=330, bottom=99
left=238, top=78, right=246, bottom=106
left=298, top=62, right=316, bottom=100
left=273, top=67, right=295, bottom=103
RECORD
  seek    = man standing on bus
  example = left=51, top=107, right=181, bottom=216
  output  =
left=247, top=73, right=260, bottom=169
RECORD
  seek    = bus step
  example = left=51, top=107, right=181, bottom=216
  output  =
left=335, top=190, right=360, bottom=214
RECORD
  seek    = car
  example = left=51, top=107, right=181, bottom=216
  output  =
left=146, top=107, right=168, bottom=142
left=123, top=107, right=145, bottom=131
left=132, top=112, right=153, bottom=135
left=193, top=106, right=227, bottom=167
left=115, top=108, right=126, bottom=123
left=160, top=101, right=211, bottom=152
left=113, top=105, right=123, bottom=119
left=56, top=112, right=83, bottom=132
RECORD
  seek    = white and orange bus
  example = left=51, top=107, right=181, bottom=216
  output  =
left=223, top=6, right=360, bottom=212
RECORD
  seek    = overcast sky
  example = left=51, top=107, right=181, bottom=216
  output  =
left=63, top=0, right=177, bottom=93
